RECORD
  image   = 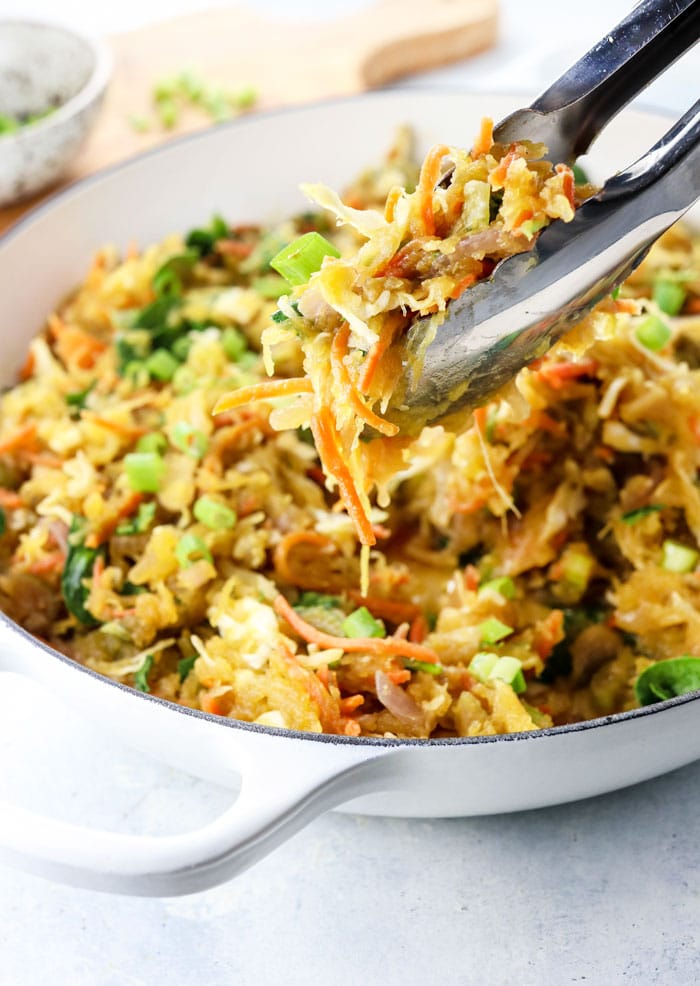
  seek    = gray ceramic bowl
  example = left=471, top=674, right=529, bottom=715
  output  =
left=0, top=19, right=111, bottom=206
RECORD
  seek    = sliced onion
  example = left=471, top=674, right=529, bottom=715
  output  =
left=374, top=670, right=425, bottom=727
left=47, top=519, right=69, bottom=554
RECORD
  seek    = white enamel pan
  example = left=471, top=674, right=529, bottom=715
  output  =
left=1, top=91, right=698, bottom=897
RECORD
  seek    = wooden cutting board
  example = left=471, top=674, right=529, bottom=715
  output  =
left=0, top=0, right=497, bottom=232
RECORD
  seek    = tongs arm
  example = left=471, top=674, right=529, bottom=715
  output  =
left=390, top=100, right=700, bottom=432
left=494, top=0, right=700, bottom=164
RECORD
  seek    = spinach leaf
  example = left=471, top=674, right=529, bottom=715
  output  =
left=66, top=382, right=95, bottom=412
left=61, top=520, right=105, bottom=627
left=635, top=656, right=700, bottom=706
left=133, top=294, right=181, bottom=331
left=296, top=592, right=342, bottom=610
left=121, top=581, right=148, bottom=597
left=116, top=501, right=156, bottom=536
left=185, top=215, right=229, bottom=257
left=134, top=653, right=154, bottom=692
left=0, top=507, right=5, bottom=536
left=152, top=251, right=199, bottom=297
left=538, top=606, right=608, bottom=683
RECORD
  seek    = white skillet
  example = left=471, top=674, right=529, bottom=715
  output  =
left=0, top=90, right=697, bottom=896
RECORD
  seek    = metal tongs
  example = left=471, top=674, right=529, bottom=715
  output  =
left=388, top=0, right=700, bottom=433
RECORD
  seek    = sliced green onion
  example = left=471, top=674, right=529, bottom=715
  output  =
left=270, top=232, right=340, bottom=286
left=221, top=326, right=248, bottom=362
left=193, top=496, right=237, bottom=530
left=636, top=314, right=671, bottom=352
left=611, top=286, right=621, bottom=300
left=653, top=278, right=686, bottom=316
left=171, top=335, right=193, bottom=362
left=342, top=606, right=385, bottom=639
left=134, top=654, right=154, bottom=692
left=171, top=422, right=208, bottom=459
left=177, top=654, right=197, bottom=682
left=129, top=114, right=152, bottom=132
left=487, top=656, right=526, bottom=694
left=662, top=539, right=699, bottom=573
left=622, top=504, right=665, bottom=525
left=136, top=432, right=168, bottom=456
left=479, top=617, right=513, bottom=645
left=560, top=549, right=594, bottom=589
left=124, top=452, right=166, bottom=493
left=404, top=658, right=442, bottom=676
left=157, top=98, right=179, bottom=129
left=146, top=348, right=180, bottom=382
left=233, top=86, right=257, bottom=109
left=479, top=576, right=515, bottom=600
left=172, top=365, right=198, bottom=394
left=252, top=275, right=288, bottom=299
left=468, top=651, right=499, bottom=681
left=175, top=534, right=213, bottom=568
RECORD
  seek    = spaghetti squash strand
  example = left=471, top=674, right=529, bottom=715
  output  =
left=330, top=324, right=399, bottom=437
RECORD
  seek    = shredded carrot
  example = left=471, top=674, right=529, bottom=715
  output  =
left=463, top=565, right=480, bottom=591
left=472, top=406, right=488, bottom=435
left=386, top=668, right=412, bottom=685
left=594, top=444, right=615, bottom=462
left=201, top=692, right=232, bottom=716
left=689, top=415, right=700, bottom=445
left=536, top=357, right=599, bottom=389
left=82, top=413, right=147, bottom=439
left=448, top=272, right=477, bottom=301
left=513, top=208, right=534, bottom=230
left=384, top=187, right=402, bottom=223
left=417, top=143, right=450, bottom=237
left=614, top=298, right=639, bottom=315
left=555, top=163, right=575, bottom=210
left=472, top=116, right=494, bottom=158
left=310, top=407, right=376, bottom=546
left=409, top=613, right=428, bottom=644
left=330, top=324, right=399, bottom=437
left=19, top=350, right=35, bottom=381
left=339, top=694, right=364, bottom=715
left=21, top=451, right=63, bottom=469
left=274, top=594, right=440, bottom=663
left=85, top=492, right=144, bottom=548
left=27, top=551, right=65, bottom=576
left=686, top=297, right=700, bottom=314
left=490, top=150, right=516, bottom=189
left=0, top=423, right=36, bottom=456
left=347, top=590, right=420, bottom=624
left=0, top=489, right=23, bottom=509
left=216, top=239, right=255, bottom=258
left=273, top=530, right=337, bottom=586
left=212, top=377, right=313, bottom=415
left=49, top=315, right=107, bottom=370
left=533, top=609, right=565, bottom=660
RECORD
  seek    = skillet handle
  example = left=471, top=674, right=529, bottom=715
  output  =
left=0, top=637, right=394, bottom=896
left=0, top=751, right=385, bottom=897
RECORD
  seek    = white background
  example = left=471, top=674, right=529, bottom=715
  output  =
left=0, top=2, right=699, bottom=985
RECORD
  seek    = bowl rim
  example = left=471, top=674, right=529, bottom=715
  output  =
left=0, top=85, right=693, bottom=750
left=0, top=17, right=112, bottom=139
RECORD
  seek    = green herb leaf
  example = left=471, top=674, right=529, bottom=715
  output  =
left=152, top=251, right=199, bottom=297
left=61, top=519, right=104, bottom=627
left=116, top=501, right=157, bottom=536
left=621, top=504, right=665, bottom=525
left=134, top=653, right=154, bottom=692
left=134, top=294, right=181, bottom=332
left=177, top=654, right=197, bottom=682
left=0, top=507, right=6, bottom=536
left=185, top=215, right=229, bottom=257
left=66, top=382, right=95, bottom=410
left=635, top=656, right=700, bottom=706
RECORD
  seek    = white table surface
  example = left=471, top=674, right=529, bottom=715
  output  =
left=1, top=2, right=699, bottom=984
